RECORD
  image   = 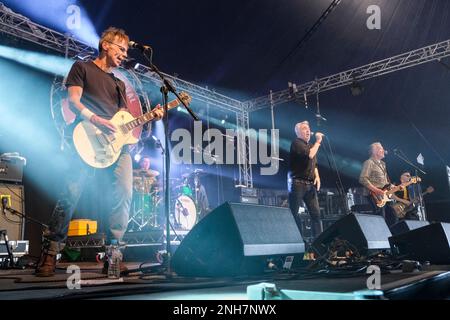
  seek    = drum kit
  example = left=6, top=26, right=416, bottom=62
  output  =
left=127, top=168, right=208, bottom=232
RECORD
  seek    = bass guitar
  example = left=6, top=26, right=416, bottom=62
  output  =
left=370, top=176, right=421, bottom=208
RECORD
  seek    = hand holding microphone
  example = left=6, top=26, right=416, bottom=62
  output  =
left=315, top=132, right=325, bottom=144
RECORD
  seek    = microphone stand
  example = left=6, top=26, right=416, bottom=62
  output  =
left=139, top=48, right=199, bottom=276
left=1, top=201, right=48, bottom=269
left=392, top=149, right=427, bottom=220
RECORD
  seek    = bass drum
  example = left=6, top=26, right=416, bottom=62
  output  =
left=174, top=195, right=197, bottom=230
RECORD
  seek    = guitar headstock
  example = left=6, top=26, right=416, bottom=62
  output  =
left=410, top=176, right=422, bottom=184
left=425, top=186, right=434, bottom=194
left=178, top=92, right=192, bottom=105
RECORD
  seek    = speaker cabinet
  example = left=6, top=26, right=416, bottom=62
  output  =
left=172, top=202, right=305, bottom=277
left=389, top=220, right=430, bottom=236
left=389, top=223, right=450, bottom=264
left=311, top=213, right=392, bottom=256
left=0, top=183, right=25, bottom=240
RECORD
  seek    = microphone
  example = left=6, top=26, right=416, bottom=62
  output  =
left=315, top=113, right=327, bottom=121
left=384, top=149, right=389, bottom=155
left=128, top=41, right=152, bottom=52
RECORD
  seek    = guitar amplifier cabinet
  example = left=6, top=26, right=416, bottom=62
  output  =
left=0, top=240, right=29, bottom=257
left=0, top=156, right=25, bottom=183
left=0, top=183, right=25, bottom=240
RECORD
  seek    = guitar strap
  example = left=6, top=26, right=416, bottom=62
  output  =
left=111, top=75, right=127, bottom=109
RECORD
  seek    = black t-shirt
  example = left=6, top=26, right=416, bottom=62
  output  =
left=289, top=138, right=317, bottom=181
left=65, top=60, right=127, bottom=120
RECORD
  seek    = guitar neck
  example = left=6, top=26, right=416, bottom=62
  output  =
left=122, top=99, right=180, bottom=132
left=387, top=180, right=415, bottom=195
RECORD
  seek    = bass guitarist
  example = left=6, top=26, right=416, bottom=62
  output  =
left=358, top=142, right=397, bottom=226
left=35, top=27, right=164, bottom=277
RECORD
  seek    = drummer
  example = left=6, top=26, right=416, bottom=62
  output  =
left=134, top=156, right=161, bottom=194
left=138, top=156, right=152, bottom=173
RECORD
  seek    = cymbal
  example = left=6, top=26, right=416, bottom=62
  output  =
left=133, top=169, right=160, bottom=177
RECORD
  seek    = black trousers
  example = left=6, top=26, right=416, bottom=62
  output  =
left=366, top=196, right=398, bottom=226
left=288, top=180, right=322, bottom=239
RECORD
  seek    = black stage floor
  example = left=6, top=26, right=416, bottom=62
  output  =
left=0, top=261, right=448, bottom=300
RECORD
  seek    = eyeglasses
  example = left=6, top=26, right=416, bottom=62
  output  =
left=105, top=41, right=128, bottom=54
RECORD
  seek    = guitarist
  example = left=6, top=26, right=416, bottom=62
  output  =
left=358, top=142, right=397, bottom=225
left=391, top=171, right=418, bottom=220
left=392, top=171, right=433, bottom=220
left=35, top=27, right=164, bottom=277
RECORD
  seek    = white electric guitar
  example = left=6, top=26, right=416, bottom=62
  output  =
left=73, top=92, right=191, bottom=168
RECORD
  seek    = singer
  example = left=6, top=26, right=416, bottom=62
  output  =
left=34, top=27, right=164, bottom=277
left=288, top=121, right=324, bottom=241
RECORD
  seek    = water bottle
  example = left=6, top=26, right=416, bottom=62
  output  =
left=107, top=239, right=122, bottom=279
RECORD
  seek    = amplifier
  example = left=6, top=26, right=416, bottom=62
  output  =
left=0, top=155, right=25, bottom=183
left=0, top=240, right=29, bottom=257
left=0, top=183, right=25, bottom=240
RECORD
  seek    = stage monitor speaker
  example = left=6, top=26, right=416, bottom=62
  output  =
left=389, top=220, right=430, bottom=236
left=0, top=183, right=24, bottom=240
left=311, top=213, right=392, bottom=256
left=389, top=222, right=450, bottom=264
left=172, top=202, right=305, bottom=277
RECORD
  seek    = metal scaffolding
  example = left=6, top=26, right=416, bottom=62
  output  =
left=236, top=109, right=253, bottom=188
left=0, top=3, right=253, bottom=188
left=246, top=38, right=450, bottom=111
left=0, top=3, right=95, bottom=58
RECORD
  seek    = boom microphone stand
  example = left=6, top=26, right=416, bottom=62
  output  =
left=1, top=198, right=49, bottom=269
left=136, top=46, right=199, bottom=275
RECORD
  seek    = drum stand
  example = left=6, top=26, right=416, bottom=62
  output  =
left=128, top=191, right=161, bottom=231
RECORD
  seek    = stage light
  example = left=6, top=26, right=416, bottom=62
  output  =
left=3, top=0, right=99, bottom=48
left=134, top=153, right=142, bottom=162
left=0, top=45, right=74, bottom=76
left=350, top=81, right=364, bottom=96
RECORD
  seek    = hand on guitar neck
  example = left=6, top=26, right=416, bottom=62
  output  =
left=370, top=176, right=422, bottom=208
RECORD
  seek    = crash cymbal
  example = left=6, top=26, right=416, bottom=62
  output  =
left=134, top=169, right=160, bottom=177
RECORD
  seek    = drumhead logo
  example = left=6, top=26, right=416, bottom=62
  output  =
left=171, top=121, right=280, bottom=175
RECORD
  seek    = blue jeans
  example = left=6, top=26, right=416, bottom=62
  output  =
left=289, top=180, right=322, bottom=239
left=47, top=147, right=132, bottom=245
